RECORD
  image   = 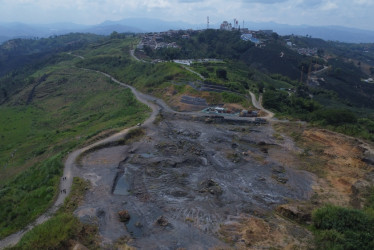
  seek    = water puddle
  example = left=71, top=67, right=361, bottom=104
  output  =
left=113, top=173, right=131, bottom=195
left=140, top=153, right=154, bottom=158
left=125, top=213, right=144, bottom=238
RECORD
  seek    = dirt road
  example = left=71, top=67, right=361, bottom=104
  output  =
left=0, top=70, right=159, bottom=249
left=129, top=49, right=146, bottom=63
left=249, top=91, right=274, bottom=119
left=0, top=66, right=277, bottom=249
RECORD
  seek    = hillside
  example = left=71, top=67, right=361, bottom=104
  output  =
left=139, top=29, right=374, bottom=109
left=0, top=36, right=150, bottom=239
left=1, top=31, right=374, bottom=249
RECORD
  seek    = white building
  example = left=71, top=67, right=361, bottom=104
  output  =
left=220, top=21, right=232, bottom=31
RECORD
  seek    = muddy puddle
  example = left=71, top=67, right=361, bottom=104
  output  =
left=112, top=173, right=130, bottom=196
left=75, top=112, right=315, bottom=249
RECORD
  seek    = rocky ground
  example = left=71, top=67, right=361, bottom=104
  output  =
left=73, top=111, right=326, bottom=249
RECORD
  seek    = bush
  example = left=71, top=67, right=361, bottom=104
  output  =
left=312, top=109, right=357, bottom=125
left=312, top=205, right=374, bottom=249
left=216, top=68, right=227, bottom=79
left=262, top=90, right=289, bottom=111
left=13, top=178, right=98, bottom=250
left=221, top=92, right=245, bottom=103
left=16, top=214, right=80, bottom=249
left=0, top=154, right=63, bottom=238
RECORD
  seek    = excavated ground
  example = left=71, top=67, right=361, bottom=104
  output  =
left=75, top=112, right=317, bottom=249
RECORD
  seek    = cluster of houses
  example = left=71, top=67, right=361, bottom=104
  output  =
left=240, top=33, right=260, bottom=45
left=137, top=31, right=191, bottom=50
left=137, top=20, right=279, bottom=52
left=291, top=47, right=318, bottom=56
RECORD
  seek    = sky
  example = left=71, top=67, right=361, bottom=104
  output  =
left=0, top=0, right=374, bottom=30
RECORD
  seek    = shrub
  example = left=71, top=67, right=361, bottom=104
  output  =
left=312, top=205, right=374, bottom=249
left=216, top=68, right=227, bottom=79
left=221, top=92, right=245, bottom=103
left=16, top=213, right=80, bottom=249
left=14, top=178, right=98, bottom=250
left=312, top=109, right=357, bottom=125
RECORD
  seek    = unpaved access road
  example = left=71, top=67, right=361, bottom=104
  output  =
left=0, top=67, right=265, bottom=249
left=0, top=70, right=159, bottom=249
left=249, top=91, right=274, bottom=119
left=0, top=68, right=302, bottom=249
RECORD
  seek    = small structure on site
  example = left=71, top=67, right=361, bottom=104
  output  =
left=239, top=110, right=259, bottom=117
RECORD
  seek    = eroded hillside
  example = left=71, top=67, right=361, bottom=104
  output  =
left=73, top=110, right=374, bottom=249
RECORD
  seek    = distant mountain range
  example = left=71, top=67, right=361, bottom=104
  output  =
left=1, top=18, right=374, bottom=44
left=241, top=21, right=374, bottom=44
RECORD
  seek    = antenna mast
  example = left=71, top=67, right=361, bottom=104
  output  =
left=207, top=16, right=210, bottom=29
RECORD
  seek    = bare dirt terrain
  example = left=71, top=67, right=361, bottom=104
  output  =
left=2, top=67, right=374, bottom=249
left=272, top=123, right=374, bottom=221
left=75, top=111, right=316, bottom=249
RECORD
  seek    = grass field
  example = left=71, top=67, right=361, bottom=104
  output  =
left=0, top=62, right=150, bottom=239
left=10, top=177, right=100, bottom=250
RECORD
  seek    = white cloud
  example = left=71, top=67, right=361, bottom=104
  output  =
left=353, top=0, right=374, bottom=5
left=0, top=0, right=373, bottom=30
left=320, top=1, right=338, bottom=11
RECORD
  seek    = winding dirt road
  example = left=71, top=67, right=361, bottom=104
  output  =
left=0, top=63, right=273, bottom=249
left=249, top=91, right=274, bottom=119
left=0, top=70, right=159, bottom=249
left=129, top=49, right=146, bottom=63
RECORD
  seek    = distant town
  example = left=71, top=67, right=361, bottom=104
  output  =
left=136, top=19, right=319, bottom=57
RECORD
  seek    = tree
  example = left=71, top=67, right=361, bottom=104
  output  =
left=143, top=46, right=154, bottom=57
left=312, top=109, right=357, bottom=125
left=1, top=88, right=7, bottom=99
left=271, top=32, right=279, bottom=41
left=110, top=31, right=119, bottom=39
left=257, top=82, right=264, bottom=93
left=216, top=68, right=227, bottom=79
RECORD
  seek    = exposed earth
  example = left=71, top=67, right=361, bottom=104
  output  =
left=1, top=69, right=374, bottom=249
left=73, top=92, right=374, bottom=249
left=75, top=111, right=317, bottom=249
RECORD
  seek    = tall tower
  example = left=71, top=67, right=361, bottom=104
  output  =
left=207, top=16, right=210, bottom=29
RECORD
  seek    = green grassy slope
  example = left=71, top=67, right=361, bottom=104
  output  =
left=11, top=177, right=100, bottom=250
left=0, top=56, right=150, bottom=238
